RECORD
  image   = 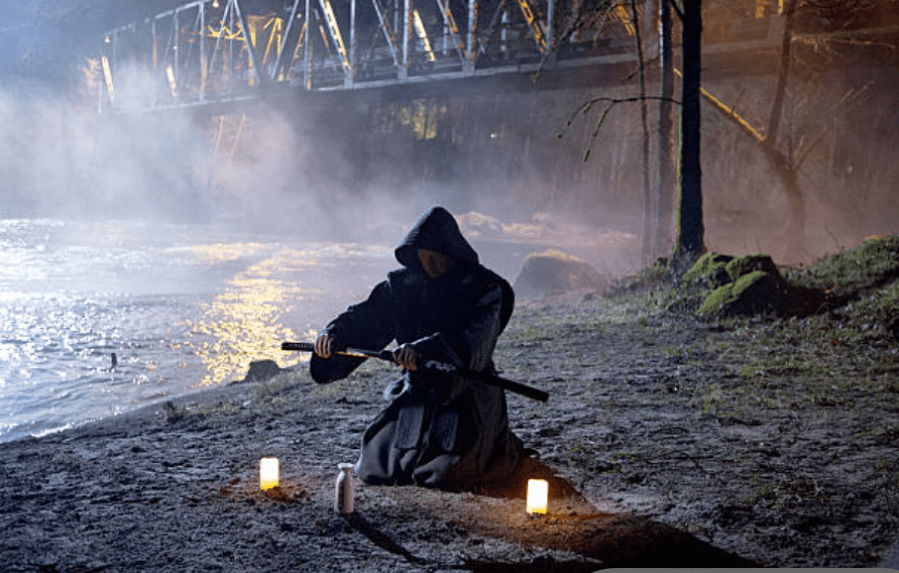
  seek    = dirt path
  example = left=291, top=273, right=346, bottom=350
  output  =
left=1, top=292, right=897, bottom=571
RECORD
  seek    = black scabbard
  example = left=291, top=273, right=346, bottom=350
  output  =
left=280, top=341, right=548, bottom=402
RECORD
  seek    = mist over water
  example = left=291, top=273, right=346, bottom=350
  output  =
left=0, top=79, right=562, bottom=445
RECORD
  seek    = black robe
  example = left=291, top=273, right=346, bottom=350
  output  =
left=310, top=207, right=522, bottom=491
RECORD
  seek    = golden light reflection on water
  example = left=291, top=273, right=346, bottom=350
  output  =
left=183, top=245, right=328, bottom=387
left=183, top=242, right=270, bottom=265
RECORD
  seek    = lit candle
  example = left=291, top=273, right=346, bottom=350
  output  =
left=259, top=457, right=279, bottom=491
left=526, top=479, right=548, bottom=515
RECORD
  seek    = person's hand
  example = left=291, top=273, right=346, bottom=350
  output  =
left=392, top=343, right=419, bottom=371
left=314, top=333, right=335, bottom=358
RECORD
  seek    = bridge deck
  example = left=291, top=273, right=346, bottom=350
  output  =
left=92, top=0, right=897, bottom=113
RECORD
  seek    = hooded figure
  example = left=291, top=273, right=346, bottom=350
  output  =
left=310, top=207, right=523, bottom=491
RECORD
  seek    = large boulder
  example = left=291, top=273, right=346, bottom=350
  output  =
left=681, top=252, right=734, bottom=288
left=513, top=249, right=608, bottom=298
left=725, top=253, right=781, bottom=283
left=689, top=253, right=791, bottom=318
left=699, top=270, right=785, bottom=317
left=672, top=236, right=899, bottom=321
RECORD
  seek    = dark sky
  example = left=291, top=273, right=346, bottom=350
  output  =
left=0, top=1, right=179, bottom=84
left=0, top=0, right=288, bottom=85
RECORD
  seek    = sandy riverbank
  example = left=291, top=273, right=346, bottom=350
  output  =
left=2, top=290, right=898, bottom=571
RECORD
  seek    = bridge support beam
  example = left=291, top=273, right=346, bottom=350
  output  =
left=93, top=0, right=792, bottom=113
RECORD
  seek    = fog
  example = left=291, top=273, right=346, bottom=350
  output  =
left=0, top=67, right=644, bottom=286
left=0, top=2, right=635, bottom=282
left=2, top=0, right=898, bottom=279
left=0, top=88, right=392, bottom=230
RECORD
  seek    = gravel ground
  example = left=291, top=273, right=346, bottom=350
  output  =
left=2, top=288, right=898, bottom=571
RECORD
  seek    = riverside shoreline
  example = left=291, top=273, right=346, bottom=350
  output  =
left=2, top=292, right=898, bottom=571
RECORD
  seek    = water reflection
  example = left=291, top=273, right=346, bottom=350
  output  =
left=0, top=219, right=395, bottom=443
left=183, top=244, right=390, bottom=387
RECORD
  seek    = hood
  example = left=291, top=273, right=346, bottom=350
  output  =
left=395, top=207, right=479, bottom=269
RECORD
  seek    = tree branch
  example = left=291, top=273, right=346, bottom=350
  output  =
left=668, top=0, right=683, bottom=22
left=562, top=95, right=682, bottom=132
left=557, top=96, right=682, bottom=163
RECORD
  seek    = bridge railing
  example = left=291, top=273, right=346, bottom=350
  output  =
left=93, top=0, right=786, bottom=113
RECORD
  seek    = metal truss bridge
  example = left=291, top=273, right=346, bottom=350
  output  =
left=94, top=0, right=788, bottom=113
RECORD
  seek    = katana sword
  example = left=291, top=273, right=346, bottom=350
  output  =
left=281, top=341, right=549, bottom=402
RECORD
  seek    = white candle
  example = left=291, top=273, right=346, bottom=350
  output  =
left=259, top=457, right=279, bottom=491
left=526, top=479, right=548, bottom=515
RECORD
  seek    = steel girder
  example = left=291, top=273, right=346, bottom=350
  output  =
left=94, top=0, right=783, bottom=112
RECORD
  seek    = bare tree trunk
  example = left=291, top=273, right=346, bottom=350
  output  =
left=764, top=0, right=805, bottom=258
left=675, top=0, right=705, bottom=275
left=655, top=0, right=676, bottom=258
left=631, top=0, right=654, bottom=265
left=766, top=0, right=796, bottom=145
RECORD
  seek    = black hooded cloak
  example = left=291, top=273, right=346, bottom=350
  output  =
left=310, top=207, right=522, bottom=491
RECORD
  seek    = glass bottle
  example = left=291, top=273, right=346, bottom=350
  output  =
left=334, top=463, right=355, bottom=514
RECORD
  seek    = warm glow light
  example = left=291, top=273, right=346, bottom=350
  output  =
left=185, top=248, right=312, bottom=388
left=413, top=10, right=435, bottom=62
left=260, top=457, right=279, bottom=491
left=672, top=68, right=764, bottom=142
left=166, top=65, right=177, bottom=97
left=101, top=56, right=115, bottom=104
left=526, top=479, right=548, bottom=515
left=755, top=0, right=766, bottom=18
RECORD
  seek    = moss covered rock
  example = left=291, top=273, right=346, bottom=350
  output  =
left=681, top=252, right=734, bottom=288
left=669, top=236, right=899, bottom=320
left=725, top=253, right=781, bottom=283
left=689, top=253, right=793, bottom=318
left=698, top=270, right=784, bottom=317
left=513, top=249, right=608, bottom=298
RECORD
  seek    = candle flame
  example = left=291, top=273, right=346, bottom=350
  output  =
left=260, top=457, right=279, bottom=491
left=526, top=479, right=548, bottom=515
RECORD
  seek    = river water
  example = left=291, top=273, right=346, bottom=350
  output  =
left=0, top=218, right=396, bottom=444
